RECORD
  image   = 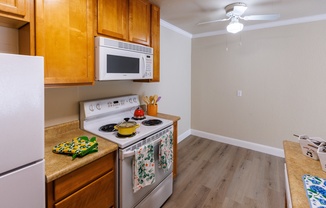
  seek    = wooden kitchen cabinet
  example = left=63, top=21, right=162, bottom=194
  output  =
left=128, top=0, right=150, bottom=46
left=0, top=0, right=35, bottom=55
left=35, top=0, right=94, bottom=86
left=95, top=0, right=150, bottom=46
left=96, top=0, right=128, bottom=41
left=133, top=4, right=160, bottom=82
left=150, top=4, right=160, bottom=82
left=96, top=0, right=159, bottom=81
left=46, top=152, right=115, bottom=208
left=0, top=0, right=25, bottom=15
left=0, top=0, right=28, bottom=24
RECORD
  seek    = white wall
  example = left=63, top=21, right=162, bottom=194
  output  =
left=45, top=26, right=192, bottom=137
left=191, top=21, right=326, bottom=149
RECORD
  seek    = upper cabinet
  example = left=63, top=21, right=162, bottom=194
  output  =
left=35, top=0, right=94, bottom=86
left=134, top=3, right=160, bottom=82
left=0, top=0, right=28, bottom=24
left=97, top=0, right=128, bottom=41
left=150, top=4, right=160, bottom=82
left=0, top=0, right=34, bottom=55
left=0, top=0, right=25, bottom=16
left=128, top=0, right=150, bottom=46
left=96, top=0, right=150, bottom=46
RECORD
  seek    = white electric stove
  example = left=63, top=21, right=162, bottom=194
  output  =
left=79, top=94, right=174, bottom=208
left=79, top=95, right=172, bottom=148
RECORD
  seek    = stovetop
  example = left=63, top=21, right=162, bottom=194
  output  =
left=79, top=95, right=173, bottom=148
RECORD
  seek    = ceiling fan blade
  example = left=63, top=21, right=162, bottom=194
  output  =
left=241, top=14, right=280, bottom=21
left=197, top=17, right=231, bottom=25
left=233, top=5, right=247, bottom=16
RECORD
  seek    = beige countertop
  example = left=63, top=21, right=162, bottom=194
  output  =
left=45, top=120, right=118, bottom=183
left=283, top=140, right=326, bottom=208
left=156, top=113, right=180, bottom=122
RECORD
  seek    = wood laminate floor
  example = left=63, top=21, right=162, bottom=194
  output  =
left=162, top=135, right=285, bottom=208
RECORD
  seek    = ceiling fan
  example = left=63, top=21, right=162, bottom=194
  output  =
left=198, top=2, right=280, bottom=33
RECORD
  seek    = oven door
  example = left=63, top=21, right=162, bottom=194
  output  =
left=118, top=126, right=173, bottom=208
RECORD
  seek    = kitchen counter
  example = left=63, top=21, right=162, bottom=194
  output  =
left=156, top=113, right=180, bottom=122
left=45, top=120, right=118, bottom=183
left=283, top=140, right=326, bottom=208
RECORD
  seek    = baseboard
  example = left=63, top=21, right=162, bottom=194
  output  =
left=177, top=129, right=191, bottom=143
left=190, top=129, right=285, bottom=158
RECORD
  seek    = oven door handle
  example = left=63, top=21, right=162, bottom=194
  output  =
left=120, top=150, right=135, bottom=159
left=120, top=138, right=162, bottom=160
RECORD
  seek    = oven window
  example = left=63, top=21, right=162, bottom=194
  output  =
left=107, top=55, right=139, bottom=73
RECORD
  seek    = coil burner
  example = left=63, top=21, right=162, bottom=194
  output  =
left=99, top=123, right=117, bottom=132
left=142, top=119, right=163, bottom=126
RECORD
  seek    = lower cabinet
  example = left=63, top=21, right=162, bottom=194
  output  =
left=46, top=153, right=115, bottom=208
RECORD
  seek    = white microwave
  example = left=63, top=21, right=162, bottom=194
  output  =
left=95, top=37, right=153, bottom=81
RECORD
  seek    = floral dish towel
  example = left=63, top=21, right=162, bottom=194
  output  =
left=303, top=174, right=326, bottom=207
left=159, top=129, right=173, bottom=172
left=133, top=143, right=155, bottom=193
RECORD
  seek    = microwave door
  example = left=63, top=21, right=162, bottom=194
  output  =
left=97, top=47, right=143, bottom=80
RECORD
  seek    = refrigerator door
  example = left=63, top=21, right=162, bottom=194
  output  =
left=0, top=160, right=45, bottom=208
left=0, top=53, right=44, bottom=174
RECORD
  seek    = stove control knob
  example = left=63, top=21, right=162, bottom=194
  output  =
left=89, top=104, right=94, bottom=111
left=96, top=103, right=101, bottom=110
left=133, top=97, right=137, bottom=103
left=129, top=98, right=133, bottom=103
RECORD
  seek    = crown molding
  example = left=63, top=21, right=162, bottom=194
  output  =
left=245, top=14, right=326, bottom=30
left=160, top=14, right=326, bottom=39
left=160, top=19, right=193, bottom=38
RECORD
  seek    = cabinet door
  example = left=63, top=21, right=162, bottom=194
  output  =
left=97, top=0, right=128, bottom=41
left=150, top=4, right=160, bottom=82
left=133, top=3, right=160, bottom=83
left=54, top=153, right=114, bottom=201
left=35, top=0, right=94, bottom=85
left=129, top=0, right=150, bottom=46
left=55, top=171, right=115, bottom=208
left=0, top=0, right=26, bottom=17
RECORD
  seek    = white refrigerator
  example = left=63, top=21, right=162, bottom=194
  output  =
left=0, top=53, right=45, bottom=208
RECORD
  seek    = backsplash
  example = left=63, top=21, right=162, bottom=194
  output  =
left=0, top=26, right=18, bottom=54
left=45, top=81, right=149, bottom=127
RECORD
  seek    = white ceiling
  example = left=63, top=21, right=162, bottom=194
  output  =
left=150, top=0, right=326, bottom=37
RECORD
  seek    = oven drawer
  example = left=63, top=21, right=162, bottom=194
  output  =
left=54, top=153, right=114, bottom=201
left=55, top=170, right=115, bottom=208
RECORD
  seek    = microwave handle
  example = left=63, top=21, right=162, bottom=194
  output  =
left=141, top=56, right=146, bottom=78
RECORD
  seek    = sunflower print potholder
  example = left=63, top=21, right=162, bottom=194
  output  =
left=53, top=136, right=98, bottom=160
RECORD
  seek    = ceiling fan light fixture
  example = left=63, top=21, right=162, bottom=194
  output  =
left=226, top=20, right=243, bottom=34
